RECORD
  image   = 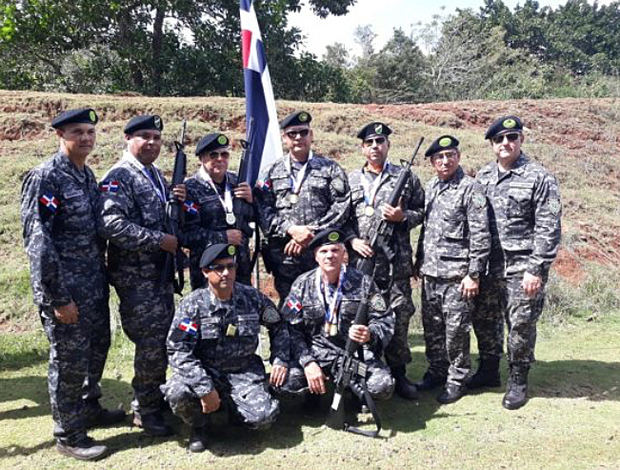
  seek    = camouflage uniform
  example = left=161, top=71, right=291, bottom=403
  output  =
left=254, top=152, right=351, bottom=302
left=183, top=170, right=253, bottom=289
left=417, top=166, right=491, bottom=385
left=21, top=152, right=110, bottom=441
left=99, top=152, right=174, bottom=415
left=281, top=266, right=395, bottom=400
left=344, top=163, right=424, bottom=368
left=474, top=153, right=561, bottom=368
left=161, top=283, right=289, bottom=429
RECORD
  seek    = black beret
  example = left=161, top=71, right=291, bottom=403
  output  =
left=484, top=115, right=523, bottom=140
left=195, top=133, right=230, bottom=156
left=280, top=111, right=312, bottom=129
left=308, top=228, right=345, bottom=251
left=357, top=122, right=392, bottom=140
left=199, top=243, right=237, bottom=268
left=124, top=115, right=164, bottom=135
left=51, top=108, right=98, bottom=129
left=425, top=135, right=460, bottom=157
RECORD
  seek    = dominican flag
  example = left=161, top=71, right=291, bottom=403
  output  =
left=100, top=181, right=119, bottom=193
left=178, top=318, right=198, bottom=336
left=240, top=0, right=283, bottom=187
left=39, top=194, right=60, bottom=213
left=183, top=201, right=200, bottom=215
left=286, top=297, right=303, bottom=314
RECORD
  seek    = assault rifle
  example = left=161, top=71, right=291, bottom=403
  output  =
left=162, top=120, right=187, bottom=295
left=326, top=277, right=381, bottom=438
left=356, top=137, right=424, bottom=280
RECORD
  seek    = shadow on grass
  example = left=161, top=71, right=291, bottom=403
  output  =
left=0, top=343, right=48, bottom=371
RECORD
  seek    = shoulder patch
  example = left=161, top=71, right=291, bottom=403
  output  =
left=548, top=198, right=561, bottom=216
left=100, top=181, right=119, bottom=193
left=183, top=200, right=200, bottom=215
left=39, top=194, right=60, bottom=213
left=262, top=305, right=281, bottom=324
left=472, top=192, right=486, bottom=209
left=169, top=317, right=199, bottom=342
left=370, top=293, right=387, bottom=311
left=283, top=296, right=303, bottom=323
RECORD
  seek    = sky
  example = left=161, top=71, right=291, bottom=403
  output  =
left=288, top=0, right=615, bottom=57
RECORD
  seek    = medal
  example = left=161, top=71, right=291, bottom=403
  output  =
left=226, top=324, right=237, bottom=337
left=364, top=206, right=375, bottom=217
left=226, top=213, right=236, bottom=225
left=289, top=194, right=299, bottom=204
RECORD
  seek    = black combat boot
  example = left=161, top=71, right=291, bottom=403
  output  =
left=391, top=365, right=419, bottom=400
left=188, top=426, right=208, bottom=453
left=466, top=356, right=501, bottom=389
left=132, top=411, right=173, bottom=436
left=436, top=383, right=466, bottom=404
left=56, top=434, right=107, bottom=461
left=84, top=402, right=126, bottom=429
left=414, top=370, right=447, bottom=391
left=502, top=366, right=529, bottom=410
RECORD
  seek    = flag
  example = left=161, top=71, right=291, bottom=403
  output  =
left=240, top=0, right=283, bottom=187
left=39, top=194, right=60, bottom=213
left=182, top=201, right=200, bottom=215
left=178, top=318, right=198, bottom=336
left=100, top=180, right=119, bottom=193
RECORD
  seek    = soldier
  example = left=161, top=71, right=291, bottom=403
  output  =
left=470, top=116, right=562, bottom=409
left=20, top=108, right=125, bottom=461
left=413, top=135, right=491, bottom=404
left=280, top=229, right=395, bottom=402
left=344, top=122, right=425, bottom=400
left=99, top=115, right=186, bottom=435
left=182, top=133, right=254, bottom=289
left=161, top=243, right=289, bottom=453
left=254, top=111, right=351, bottom=303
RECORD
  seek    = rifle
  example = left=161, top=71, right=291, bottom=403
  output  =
left=162, top=120, right=187, bottom=295
left=326, top=277, right=382, bottom=438
left=356, top=137, right=424, bottom=282
left=234, top=118, right=260, bottom=274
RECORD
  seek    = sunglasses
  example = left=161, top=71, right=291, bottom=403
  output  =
left=432, top=150, right=458, bottom=160
left=208, top=262, right=236, bottom=272
left=285, top=129, right=310, bottom=139
left=207, top=151, right=230, bottom=159
left=363, top=136, right=386, bottom=147
left=491, top=133, right=520, bottom=144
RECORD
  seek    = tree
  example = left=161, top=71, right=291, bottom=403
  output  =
left=323, top=42, right=351, bottom=69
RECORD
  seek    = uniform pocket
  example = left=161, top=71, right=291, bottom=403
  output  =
left=201, top=318, right=221, bottom=339
left=237, top=314, right=260, bottom=336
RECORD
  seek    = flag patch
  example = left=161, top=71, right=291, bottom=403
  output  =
left=178, top=318, right=198, bottom=336
left=100, top=181, right=119, bottom=193
left=183, top=201, right=200, bottom=215
left=286, top=297, right=303, bottom=313
left=257, top=178, right=272, bottom=191
left=39, top=194, right=60, bottom=213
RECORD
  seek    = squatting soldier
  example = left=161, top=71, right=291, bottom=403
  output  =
left=20, top=108, right=124, bottom=461
left=255, top=111, right=351, bottom=303
left=280, top=229, right=395, bottom=402
left=161, top=243, right=289, bottom=453
left=344, top=122, right=425, bottom=400
left=182, top=133, right=254, bottom=288
left=414, top=135, right=491, bottom=404
left=471, top=116, right=562, bottom=409
left=99, top=115, right=186, bottom=435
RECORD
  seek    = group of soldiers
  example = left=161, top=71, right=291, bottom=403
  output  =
left=20, top=107, right=561, bottom=460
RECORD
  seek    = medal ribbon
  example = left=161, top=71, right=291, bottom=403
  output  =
left=199, top=166, right=234, bottom=220
left=123, top=151, right=166, bottom=203
left=360, top=162, right=390, bottom=207
left=315, top=265, right=346, bottom=337
left=285, top=150, right=314, bottom=195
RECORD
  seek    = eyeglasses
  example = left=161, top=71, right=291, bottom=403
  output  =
left=208, top=262, right=236, bottom=272
left=285, top=129, right=310, bottom=139
left=362, top=137, right=386, bottom=147
left=491, top=133, right=520, bottom=144
left=207, top=151, right=230, bottom=159
left=432, top=151, right=458, bottom=161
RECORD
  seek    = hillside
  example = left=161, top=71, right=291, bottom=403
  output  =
left=0, top=90, right=619, bottom=325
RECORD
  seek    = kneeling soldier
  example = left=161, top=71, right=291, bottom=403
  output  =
left=281, top=229, right=395, bottom=402
left=414, top=136, right=491, bottom=404
left=161, top=244, right=289, bottom=453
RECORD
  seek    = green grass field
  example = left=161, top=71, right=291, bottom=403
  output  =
left=1, top=315, right=619, bottom=470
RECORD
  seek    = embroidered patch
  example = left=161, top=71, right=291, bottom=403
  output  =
left=257, top=178, right=272, bottom=191
left=217, top=135, right=228, bottom=145
left=39, top=194, right=60, bottom=213
left=89, top=110, right=97, bottom=122
left=374, top=123, right=383, bottom=134
left=503, top=118, right=516, bottom=129
left=263, top=306, right=281, bottom=323
left=153, top=115, right=162, bottom=130
left=548, top=198, right=561, bottom=215
left=472, top=192, right=486, bottom=209
left=227, top=245, right=236, bottom=256
left=183, top=201, right=200, bottom=215
left=286, top=297, right=303, bottom=313
left=328, top=231, right=340, bottom=242
left=64, top=189, right=84, bottom=199
left=439, top=137, right=452, bottom=147
left=299, top=112, right=309, bottom=122
left=100, top=181, right=119, bottom=193
left=178, top=318, right=198, bottom=336
left=370, top=293, right=387, bottom=311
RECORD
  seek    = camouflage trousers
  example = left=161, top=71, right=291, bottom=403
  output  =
left=380, top=278, right=415, bottom=368
left=115, top=280, right=174, bottom=415
left=421, top=276, right=471, bottom=385
left=472, top=274, right=547, bottom=367
left=40, top=295, right=111, bottom=440
left=285, top=348, right=395, bottom=401
left=162, top=356, right=279, bottom=430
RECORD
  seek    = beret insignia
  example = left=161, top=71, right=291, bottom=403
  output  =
left=374, top=124, right=383, bottom=134
left=299, top=112, right=309, bottom=122
left=439, top=137, right=452, bottom=147
left=227, top=245, right=237, bottom=256
left=217, top=135, right=228, bottom=145
left=88, top=110, right=97, bottom=123
left=503, top=118, right=516, bottom=129
left=153, top=115, right=162, bottom=130
left=328, top=231, right=340, bottom=242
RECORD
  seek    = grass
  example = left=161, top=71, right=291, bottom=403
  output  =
left=1, top=315, right=619, bottom=470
